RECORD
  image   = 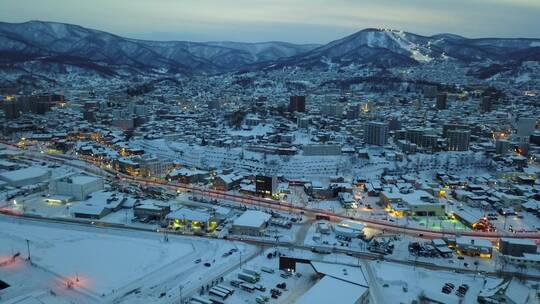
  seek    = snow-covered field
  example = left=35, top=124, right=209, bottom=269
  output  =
left=0, top=217, right=192, bottom=295
left=0, top=215, right=257, bottom=303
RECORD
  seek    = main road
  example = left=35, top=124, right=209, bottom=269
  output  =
left=2, top=213, right=539, bottom=283
left=12, top=146, right=540, bottom=243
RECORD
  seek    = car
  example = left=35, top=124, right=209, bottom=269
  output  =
left=457, top=256, right=464, bottom=260
left=271, top=289, right=282, bottom=296
left=204, top=262, right=211, bottom=267
left=194, top=258, right=202, bottom=264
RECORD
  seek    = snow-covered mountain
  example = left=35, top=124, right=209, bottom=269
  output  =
left=0, top=20, right=319, bottom=76
left=0, top=21, right=539, bottom=78
left=259, top=28, right=540, bottom=69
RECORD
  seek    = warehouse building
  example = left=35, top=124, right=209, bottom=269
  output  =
left=49, top=174, right=104, bottom=201
left=133, top=201, right=171, bottom=222
left=334, top=220, right=365, bottom=238
left=297, top=261, right=369, bottom=304
left=0, top=166, right=50, bottom=187
left=70, top=192, right=124, bottom=219
left=231, top=210, right=271, bottom=236
left=499, top=238, right=538, bottom=257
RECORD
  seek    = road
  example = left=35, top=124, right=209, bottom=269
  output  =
left=30, top=150, right=540, bottom=243
left=2, top=213, right=539, bottom=282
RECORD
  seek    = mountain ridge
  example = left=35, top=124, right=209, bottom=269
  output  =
left=0, top=20, right=539, bottom=78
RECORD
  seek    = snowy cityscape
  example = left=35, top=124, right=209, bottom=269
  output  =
left=1, top=1, right=540, bottom=304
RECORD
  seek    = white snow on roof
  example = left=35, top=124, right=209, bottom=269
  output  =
left=337, top=219, right=365, bottom=231
left=69, top=175, right=101, bottom=185
left=500, top=237, right=536, bottom=246
left=456, top=236, right=492, bottom=248
left=310, top=261, right=368, bottom=287
left=0, top=167, right=49, bottom=182
left=505, top=278, right=529, bottom=304
left=70, top=203, right=107, bottom=215
left=233, top=210, right=271, bottom=228
left=166, top=208, right=211, bottom=222
left=296, top=275, right=368, bottom=304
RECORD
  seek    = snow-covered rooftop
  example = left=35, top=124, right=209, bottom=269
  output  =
left=296, top=275, right=368, bottom=304
left=232, top=210, right=271, bottom=228
left=310, top=261, right=369, bottom=287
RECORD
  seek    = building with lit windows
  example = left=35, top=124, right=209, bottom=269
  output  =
left=166, top=208, right=218, bottom=233
left=447, top=129, right=470, bottom=151
left=455, top=236, right=493, bottom=258
left=255, top=175, right=278, bottom=197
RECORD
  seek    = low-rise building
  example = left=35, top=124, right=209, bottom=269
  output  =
left=455, top=236, right=493, bottom=258
left=499, top=238, right=538, bottom=257
left=334, top=220, right=364, bottom=238
left=214, top=172, right=244, bottom=191
left=49, top=174, right=104, bottom=201
left=380, top=187, right=446, bottom=216
left=133, top=202, right=171, bottom=221
left=0, top=166, right=50, bottom=187
left=166, top=208, right=218, bottom=232
left=168, top=167, right=210, bottom=184
left=231, top=210, right=271, bottom=236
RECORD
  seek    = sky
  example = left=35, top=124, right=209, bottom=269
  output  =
left=1, top=0, right=539, bottom=44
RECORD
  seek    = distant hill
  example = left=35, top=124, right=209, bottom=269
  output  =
left=0, top=21, right=539, bottom=78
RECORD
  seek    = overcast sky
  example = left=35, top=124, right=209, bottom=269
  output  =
left=1, top=0, right=539, bottom=43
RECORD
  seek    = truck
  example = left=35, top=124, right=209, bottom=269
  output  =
left=190, top=297, right=213, bottom=304
left=261, top=266, right=274, bottom=274
left=242, top=268, right=261, bottom=279
left=254, top=284, right=266, bottom=292
left=209, top=288, right=228, bottom=300
left=214, top=285, right=234, bottom=296
left=240, top=282, right=256, bottom=293
left=230, top=279, right=242, bottom=287
left=311, top=246, right=332, bottom=254
left=238, top=273, right=258, bottom=284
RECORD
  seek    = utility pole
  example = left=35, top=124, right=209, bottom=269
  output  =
left=26, top=239, right=31, bottom=261
left=239, top=250, right=243, bottom=269
left=179, top=284, right=184, bottom=304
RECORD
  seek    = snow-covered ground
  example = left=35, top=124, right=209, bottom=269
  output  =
left=212, top=248, right=318, bottom=304
left=0, top=215, right=257, bottom=304
left=366, top=260, right=509, bottom=304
